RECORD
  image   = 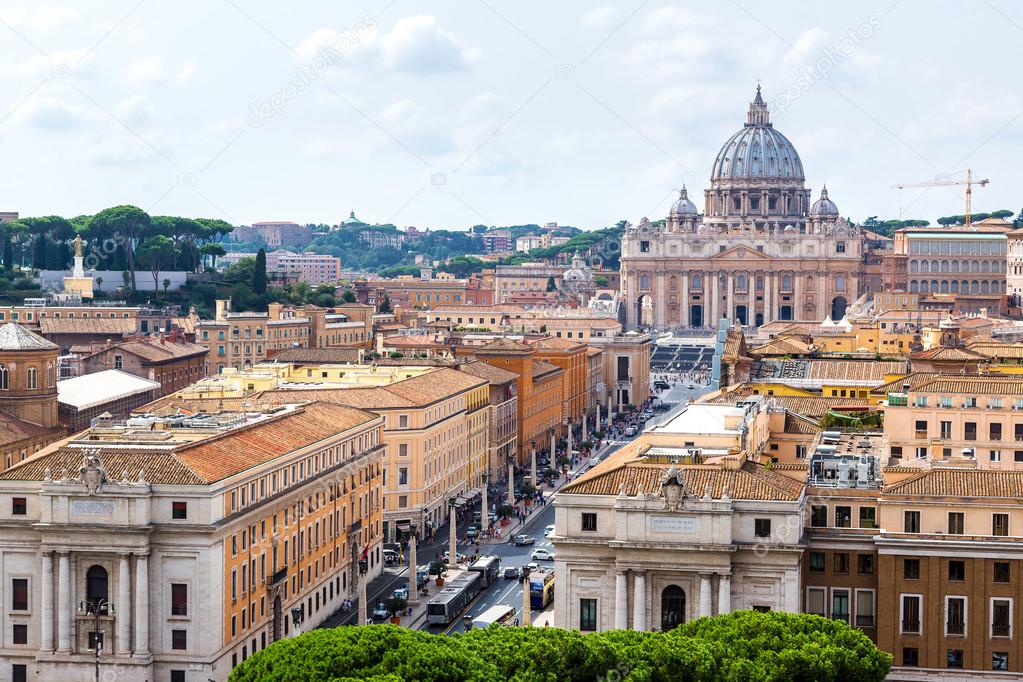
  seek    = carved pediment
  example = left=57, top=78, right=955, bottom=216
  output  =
left=710, top=245, right=772, bottom=261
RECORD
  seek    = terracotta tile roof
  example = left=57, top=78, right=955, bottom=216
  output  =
left=882, top=468, right=1023, bottom=499
left=256, top=387, right=416, bottom=409
left=721, top=329, right=748, bottom=360
left=772, top=462, right=810, bottom=471
left=528, top=336, right=585, bottom=351
left=587, top=347, right=604, bottom=357
left=910, top=346, right=987, bottom=361
left=477, top=338, right=531, bottom=353
left=705, top=387, right=868, bottom=419
left=562, top=448, right=803, bottom=501
left=0, top=408, right=61, bottom=447
left=783, top=412, right=821, bottom=434
left=870, top=372, right=941, bottom=395
left=751, top=337, right=812, bottom=357
left=100, top=338, right=208, bottom=364
left=532, top=359, right=562, bottom=380
left=171, top=316, right=197, bottom=334
left=457, top=360, right=518, bottom=384
left=383, top=335, right=445, bottom=347
left=906, top=376, right=1023, bottom=397
left=965, top=341, right=1023, bottom=360
left=270, top=348, right=364, bottom=364
left=804, top=359, right=906, bottom=382
left=377, top=368, right=485, bottom=404
left=0, top=402, right=378, bottom=485
left=39, top=317, right=137, bottom=336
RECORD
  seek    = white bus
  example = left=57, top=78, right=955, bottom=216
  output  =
left=471, top=604, right=516, bottom=629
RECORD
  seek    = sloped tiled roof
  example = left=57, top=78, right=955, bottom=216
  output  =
left=528, top=336, right=585, bottom=351
left=477, top=338, right=530, bottom=353
left=910, top=346, right=987, bottom=362
left=562, top=450, right=803, bottom=501
left=751, top=337, right=812, bottom=357
left=270, top=348, right=364, bottom=364
left=783, top=412, right=821, bottom=435
left=0, top=322, right=57, bottom=350
left=457, top=360, right=518, bottom=384
left=883, top=468, right=1023, bottom=499
left=39, top=317, right=136, bottom=336
left=0, top=408, right=61, bottom=447
left=100, top=338, right=207, bottom=363
left=532, top=359, right=562, bottom=380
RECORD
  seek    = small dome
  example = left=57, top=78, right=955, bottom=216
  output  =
left=783, top=224, right=796, bottom=233
left=810, top=186, right=839, bottom=217
left=342, top=210, right=366, bottom=226
left=670, top=187, right=698, bottom=216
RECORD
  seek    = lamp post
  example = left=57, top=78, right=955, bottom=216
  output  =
left=79, top=598, right=111, bottom=682
left=447, top=497, right=458, bottom=569
left=357, top=555, right=369, bottom=625
left=530, top=442, right=537, bottom=492
left=507, top=454, right=515, bottom=506
left=407, top=528, right=419, bottom=605
left=480, top=471, right=489, bottom=536
left=520, top=566, right=532, bottom=627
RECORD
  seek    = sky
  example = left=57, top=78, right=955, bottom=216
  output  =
left=1, top=1, right=1021, bottom=231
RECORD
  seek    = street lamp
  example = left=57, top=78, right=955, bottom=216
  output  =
left=447, top=496, right=458, bottom=569
left=520, top=565, right=531, bottom=627
left=358, top=555, right=369, bottom=625
left=78, top=598, right=112, bottom=682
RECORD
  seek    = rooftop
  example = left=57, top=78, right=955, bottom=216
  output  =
left=57, top=370, right=161, bottom=410
left=0, top=322, right=58, bottom=351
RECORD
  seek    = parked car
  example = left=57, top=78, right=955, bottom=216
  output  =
left=503, top=566, right=521, bottom=580
left=543, top=524, right=555, bottom=537
left=526, top=562, right=540, bottom=573
left=392, top=586, right=409, bottom=601
left=441, top=550, right=468, bottom=563
left=371, top=602, right=390, bottom=621
left=466, top=526, right=479, bottom=540
left=513, top=534, right=535, bottom=546
left=687, top=383, right=695, bottom=389
left=416, top=566, right=430, bottom=588
left=472, top=511, right=498, bottom=525
left=382, top=549, right=399, bottom=565
left=654, top=380, right=670, bottom=391
left=531, top=548, right=555, bottom=561
left=624, top=426, right=638, bottom=437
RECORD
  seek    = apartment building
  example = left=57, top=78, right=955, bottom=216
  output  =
left=493, top=263, right=565, bottom=303
left=353, top=276, right=494, bottom=310
left=459, top=361, right=519, bottom=477
left=79, top=333, right=208, bottom=396
left=196, top=300, right=310, bottom=376
left=529, top=336, right=588, bottom=425
left=481, top=230, right=513, bottom=254
left=264, top=250, right=342, bottom=285
left=0, top=401, right=385, bottom=682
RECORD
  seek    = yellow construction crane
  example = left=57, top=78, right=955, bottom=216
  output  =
left=891, top=169, right=990, bottom=228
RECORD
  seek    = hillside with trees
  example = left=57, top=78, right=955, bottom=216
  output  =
left=230, top=611, right=891, bottom=682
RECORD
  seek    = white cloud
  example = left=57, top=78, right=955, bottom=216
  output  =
left=17, top=96, right=95, bottom=130
left=177, top=62, right=198, bottom=82
left=0, top=5, right=79, bottom=31
left=113, top=95, right=151, bottom=128
left=642, top=6, right=705, bottom=33
left=90, top=138, right=154, bottom=165
left=582, top=5, right=616, bottom=29
left=295, top=15, right=473, bottom=75
left=303, top=137, right=346, bottom=160
left=0, top=49, right=93, bottom=80
left=123, top=56, right=164, bottom=82
left=784, top=27, right=829, bottom=65
left=379, top=99, right=455, bottom=156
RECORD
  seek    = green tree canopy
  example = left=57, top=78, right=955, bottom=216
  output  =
left=230, top=611, right=891, bottom=682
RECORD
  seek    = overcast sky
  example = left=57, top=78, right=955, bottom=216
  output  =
left=2, top=1, right=1021, bottom=230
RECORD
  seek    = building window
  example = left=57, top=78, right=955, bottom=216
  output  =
left=992, top=598, right=1012, bottom=638
left=834, top=506, right=851, bottom=528
left=833, top=553, right=849, bottom=574
left=171, top=583, right=188, bottom=616
left=810, top=505, right=827, bottom=527
left=948, top=512, right=965, bottom=535
left=26, top=368, right=36, bottom=389
left=901, top=595, right=921, bottom=633
left=948, top=560, right=965, bottom=582
left=858, top=507, right=876, bottom=529
left=994, top=562, right=1010, bottom=583
left=904, top=510, right=920, bottom=533
left=398, top=468, right=408, bottom=485
left=795, top=445, right=807, bottom=459
left=993, top=513, right=1009, bottom=537
left=993, top=652, right=1009, bottom=671
left=947, top=649, right=963, bottom=669
left=114, top=354, right=123, bottom=369
left=831, top=589, right=849, bottom=624
left=964, top=422, right=977, bottom=440
left=171, top=671, right=186, bottom=682
left=11, top=578, right=27, bottom=611
left=806, top=587, right=826, bottom=616
left=904, top=559, right=920, bottom=580
left=581, top=513, right=597, bottom=532
left=809, top=552, right=825, bottom=572
left=11, top=497, right=25, bottom=515
left=398, top=415, right=408, bottom=429
left=640, top=241, right=650, bottom=253
left=172, top=629, right=187, bottom=650
left=857, top=554, right=874, bottom=575
left=12, top=623, right=27, bottom=644
left=855, top=589, right=875, bottom=628
left=172, top=501, right=187, bottom=520
left=902, top=648, right=919, bottom=667
left=945, top=596, right=966, bottom=636
left=579, top=598, right=597, bottom=631
left=754, top=518, right=771, bottom=538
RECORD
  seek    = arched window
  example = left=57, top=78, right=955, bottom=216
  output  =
left=26, top=367, right=36, bottom=390
left=950, top=280, right=959, bottom=293
left=909, top=260, right=918, bottom=273
left=981, top=280, right=990, bottom=294
left=941, top=260, right=949, bottom=273
left=971, top=280, right=979, bottom=294
left=835, top=275, right=846, bottom=292
left=909, top=280, right=918, bottom=293
left=950, top=261, right=959, bottom=273
left=782, top=275, right=792, bottom=290
left=756, top=276, right=764, bottom=291
left=691, top=274, right=702, bottom=289
left=736, top=275, right=747, bottom=290
left=0, top=364, right=7, bottom=390
left=669, top=275, right=678, bottom=291
left=981, top=260, right=990, bottom=273
left=86, top=565, right=108, bottom=603
left=46, top=363, right=53, bottom=387
left=940, top=280, right=949, bottom=294
left=920, top=280, right=928, bottom=293
left=640, top=274, right=650, bottom=290
left=661, top=585, right=686, bottom=630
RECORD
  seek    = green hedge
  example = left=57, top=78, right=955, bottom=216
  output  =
left=230, top=611, right=891, bottom=682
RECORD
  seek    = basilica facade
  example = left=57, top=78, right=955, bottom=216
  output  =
left=621, top=87, right=866, bottom=330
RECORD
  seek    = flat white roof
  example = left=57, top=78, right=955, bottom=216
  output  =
left=57, top=370, right=161, bottom=410
left=647, top=403, right=745, bottom=436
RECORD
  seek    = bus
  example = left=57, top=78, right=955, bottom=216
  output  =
left=426, top=572, right=483, bottom=625
left=471, top=604, right=516, bottom=629
left=468, top=555, right=501, bottom=588
left=529, top=570, right=555, bottom=610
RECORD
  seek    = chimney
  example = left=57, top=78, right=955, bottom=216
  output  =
left=160, top=335, right=166, bottom=345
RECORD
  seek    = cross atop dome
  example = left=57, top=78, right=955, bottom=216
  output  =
left=747, top=83, right=771, bottom=127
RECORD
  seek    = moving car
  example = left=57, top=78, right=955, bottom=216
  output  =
left=371, top=602, right=390, bottom=621
left=466, top=526, right=479, bottom=540
left=392, top=586, right=409, bottom=601
left=687, top=383, right=696, bottom=389
left=543, top=524, right=555, bottom=537
left=531, top=548, right=555, bottom=561
left=441, top=550, right=468, bottom=563
left=653, top=380, right=670, bottom=391
left=624, top=426, right=637, bottom=437
left=382, top=549, right=399, bottom=565
left=513, top=534, right=535, bottom=546
left=503, top=566, right=521, bottom=580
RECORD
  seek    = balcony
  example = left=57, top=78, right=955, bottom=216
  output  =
left=887, top=393, right=908, bottom=407
left=993, top=624, right=1011, bottom=637
left=855, top=614, right=875, bottom=628
left=902, top=619, right=920, bottom=634
left=266, top=566, right=287, bottom=587
left=946, top=620, right=965, bottom=636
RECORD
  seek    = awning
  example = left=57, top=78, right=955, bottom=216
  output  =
left=396, top=523, right=411, bottom=531
left=454, top=495, right=469, bottom=507
left=465, top=488, right=481, bottom=499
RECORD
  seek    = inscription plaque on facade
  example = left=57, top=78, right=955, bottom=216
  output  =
left=650, top=515, right=696, bottom=533
left=71, top=499, right=115, bottom=518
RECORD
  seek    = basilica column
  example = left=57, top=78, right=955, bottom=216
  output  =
left=134, top=553, right=150, bottom=656
left=726, top=274, right=735, bottom=323
left=818, top=270, right=828, bottom=320
left=793, top=274, right=803, bottom=320
left=117, top=553, right=132, bottom=655
left=699, top=574, right=713, bottom=618
left=40, top=551, right=54, bottom=652
left=710, top=273, right=719, bottom=327
left=765, top=271, right=774, bottom=323
left=57, top=551, right=71, bottom=653
left=717, top=574, right=731, bottom=615
left=680, top=273, right=689, bottom=328
left=615, top=571, right=629, bottom=630
left=632, top=571, right=647, bottom=631
left=655, top=272, right=667, bottom=328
